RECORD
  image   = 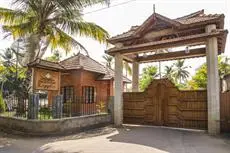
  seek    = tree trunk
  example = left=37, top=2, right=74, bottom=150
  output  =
left=22, top=34, right=40, bottom=65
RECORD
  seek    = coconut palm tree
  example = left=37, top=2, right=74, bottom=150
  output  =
left=218, top=56, right=230, bottom=78
left=102, top=54, right=113, bottom=68
left=102, top=54, right=132, bottom=77
left=173, top=60, right=190, bottom=84
left=45, top=50, right=62, bottom=62
left=163, top=65, right=175, bottom=81
left=123, top=61, right=132, bottom=77
left=0, top=0, right=109, bottom=65
left=139, top=66, right=158, bottom=91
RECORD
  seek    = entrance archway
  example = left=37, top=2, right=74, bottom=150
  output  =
left=106, top=10, right=228, bottom=134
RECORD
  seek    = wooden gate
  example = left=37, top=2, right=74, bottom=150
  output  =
left=123, top=79, right=208, bottom=129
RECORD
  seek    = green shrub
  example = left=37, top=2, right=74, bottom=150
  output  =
left=0, top=91, right=6, bottom=113
left=96, top=101, right=106, bottom=113
left=39, top=107, right=52, bottom=116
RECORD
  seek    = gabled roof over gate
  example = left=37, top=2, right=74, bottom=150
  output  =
left=108, top=10, right=225, bottom=43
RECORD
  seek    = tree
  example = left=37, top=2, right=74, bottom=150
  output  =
left=163, top=65, right=175, bottom=81
left=123, top=61, right=132, bottom=77
left=218, top=55, right=230, bottom=78
left=0, top=91, right=6, bottom=113
left=173, top=60, right=190, bottom=84
left=102, top=54, right=113, bottom=68
left=0, top=48, right=28, bottom=93
left=0, top=0, right=109, bottom=65
left=139, top=66, right=158, bottom=91
left=45, top=50, right=61, bottom=62
left=187, top=64, right=207, bottom=89
left=188, top=56, right=230, bottom=89
left=102, top=54, right=132, bottom=77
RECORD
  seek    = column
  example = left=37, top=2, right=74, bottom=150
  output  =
left=114, top=53, right=123, bottom=126
left=205, top=24, right=220, bottom=134
left=132, top=62, right=139, bottom=92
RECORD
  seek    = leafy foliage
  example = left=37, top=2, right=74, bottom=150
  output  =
left=188, top=56, right=230, bottom=89
left=102, top=54, right=132, bottom=76
left=172, top=60, right=190, bottom=84
left=163, top=65, right=175, bottom=81
left=187, top=64, right=207, bottom=89
left=123, top=61, right=132, bottom=76
left=45, top=50, right=62, bottom=62
left=139, top=66, right=158, bottom=91
left=0, top=91, right=6, bottom=113
left=0, top=48, right=29, bottom=98
left=0, top=0, right=110, bottom=64
left=102, top=54, right=113, bottom=68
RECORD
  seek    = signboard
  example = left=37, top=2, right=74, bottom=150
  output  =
left=34, top=68, right=60, bottom=91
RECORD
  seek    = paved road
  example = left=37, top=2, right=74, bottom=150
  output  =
left=0, top=133, right=53, bottom=153
left=0, top=126, right=115, bottom=153
left=34, top=125, right=230, bottom=153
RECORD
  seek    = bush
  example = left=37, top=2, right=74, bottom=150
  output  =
left=0, top=91, right=6, bottom=113
left=96, top=101, right=106, bottom=113
left=39, top=107, right=52, bottom=116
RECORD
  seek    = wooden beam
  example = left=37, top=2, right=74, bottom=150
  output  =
left=106, top=30, right=228, bottom=55
left=136, top=47, right=206, bottom=63
left=122, top=55, right=135, bottom=63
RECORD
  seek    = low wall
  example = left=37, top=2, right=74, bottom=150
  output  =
left=0, top=114, right=111, bottom=136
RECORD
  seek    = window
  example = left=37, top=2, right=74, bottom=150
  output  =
left=61, top=86, right=74, bottom=103
left=82, top=86, right=96, bottom=103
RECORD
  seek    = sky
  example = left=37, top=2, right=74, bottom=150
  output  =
left=0, top=0, right=229, bottom=76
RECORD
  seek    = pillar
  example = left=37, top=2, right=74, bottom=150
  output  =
left=132, top=62, right=139, bottom=92
left=205, top=24, right=220, bottom=134
left=114, top=53, right=123, bottom=126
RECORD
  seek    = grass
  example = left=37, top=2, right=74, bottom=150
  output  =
left=0, top=111, right=53, bottom=120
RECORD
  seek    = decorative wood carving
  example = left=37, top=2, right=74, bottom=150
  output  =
left=34, top=68, right=60, bottom=91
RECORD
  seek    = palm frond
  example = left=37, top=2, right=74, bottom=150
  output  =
left=0, top=7, right=28, bottom=25
left=2, top=21, right=35, bottom=38
left=47, top=26, right=89, bottom=55
left=58, top=20, right=109, bottom=44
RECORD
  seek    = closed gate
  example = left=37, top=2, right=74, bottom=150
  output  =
left=145, top=82, right=168, bottom=126
left=123, top=79, right=208, bottom=129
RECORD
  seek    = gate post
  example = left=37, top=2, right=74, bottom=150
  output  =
left=114, top=53, right=123, bottom=126
left=205, top=24, right=220, bottom=134
left=28, top=94, right=39, bottom=120
left=132, top=62, right=139, bottom=92
left=52, top=95, right=63, bottom=119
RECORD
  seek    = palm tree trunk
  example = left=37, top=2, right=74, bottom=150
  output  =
left=23, top=34, right=40, bottom=65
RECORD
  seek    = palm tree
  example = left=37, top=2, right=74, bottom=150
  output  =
left=218, top=56, right=230, bottom=78
left=123, top=61, right=132, bottom=77
left=45, top=50, right=62, bottom=62
left=173, top=60, right=190, bottom=84
left=102, top=54, right=132, bottom=77
left=0, top=0, right=109, bottom=65
left=163, top=65, right=174, bottom=81
left=102, top=54, right=113, bottom=68
left=139, top=66, right=158, bottom=91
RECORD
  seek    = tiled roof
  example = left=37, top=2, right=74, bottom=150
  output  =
left=96, top=67, right=131, bottom=83
left=109, top=10, right=224, bottom=42
left=61, top=53, right=131, bottom=82
left=27, top=58, right=65, bottom=70
left=175, top=13, right=223, bottom=25
left=111, top=26, right=139, bottom=40
left=29, top=53, right=131, bottom=83
left=60, top=53, right=107, bottom=74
